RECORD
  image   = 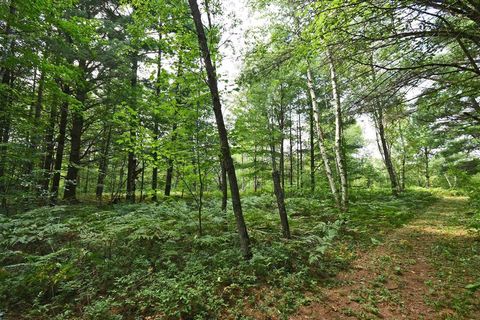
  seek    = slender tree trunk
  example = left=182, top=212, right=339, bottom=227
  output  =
left=398, top=122, right=406, bottom=191
left=152, top=28, right=162, bottom=202
left=309, top=99, right=315, bottom=192
left=424, top=147, right=430, bottom=188
left=444, top=174, right=452, bottom=188
left=40, top=101, right=57, bottom=193
left=279, top=86, right=285, bottom=190
left=298, top=112, right=303, bottom=188
left=140, top=160, right=145, bottom=201
left=84, top=162, right=90, bottom=194
left=164, top=62, right=182, bottom=197
left=28, top=71, right=45, bottom=177
left=327, top=48, right=348, bottom=211
left=253, top=145, right=258, bottom=192
left=189, top=0, right=251, bottom=259
left=51, top=86, right=70, bottom=204
left=272, top=170, right=290, bottom=238
left=0, top=71, right=13, bottom=210
left=374, top=111, right=399, bottom=195
left=296, top=113, right=300, bottom=188
left=289, top=110, right=294, bottom=187
left=306, top=66, right=340, bottom=207
left=370, top=61, right=399, bottom=196
left=126, top=53, right=138, bottom=203
left=221, top=157, right=227, bottom=211
left=164, top=158, right=174, bottom=196
left=269, top=120, right=290, bottom=239
left=96, top=124, right=112, bottom=201
left=63, top=72, right=86, bottom=203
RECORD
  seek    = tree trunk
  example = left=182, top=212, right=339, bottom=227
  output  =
left=126, top=53, right=138, bottom=203
left=164, top=158, right=174, bottom=196
left=370, top=61, right=399, bottom=196
left=327, top=48, right=348, bottom=211
left=189, top=0, right=251, bottom=259
left=269, top=118, right=291, bottom=239
left=140, top=160, right=145, bottom=201
left=289, top=110, right=294, bottom=187
left=50, top=86, right=70, bottom=204
left=27, top=71, right=45, bottom=176
left=96, top=124, right=112, bottom=201
left=253, top=145, right=258, bottom=192
left=0, top=3, right=15, bottom=210
left=309, top=99, right=315, bottom=192
left=279, top=86, right=285, bottom=190
left=221, top=157, right=227, bottom=211
left=374, top=111, right=399, bottom=195
left=424, top=147, right=430, bottom=188
left=297, top=112, right=303, bottom=189
left=273, top=170, right=290, bottom=238
left=306, top=66, right=340, bottom=207
left=152, top=28, right=163, bottom=202
left=164, top=61, right=182, bottom=197
left=398, top=122, right=406, bottom=191
left=40, top=101, right=57, bottom=193
left=63, top=76, right=86, bottom=203
left=444, top=174, right=452, bottom=188
left=0, top=70, right=13, bottom=210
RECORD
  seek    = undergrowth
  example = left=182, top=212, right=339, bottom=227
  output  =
left=0, top=189, right=435, bottom=319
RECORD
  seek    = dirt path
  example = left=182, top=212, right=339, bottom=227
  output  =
left=292, top=196, right=480, bottom=320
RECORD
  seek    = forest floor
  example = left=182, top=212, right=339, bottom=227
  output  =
left=293, top=196, right=480, bottom=320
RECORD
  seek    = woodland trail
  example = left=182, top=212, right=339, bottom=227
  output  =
left=292, top=196, right=480, bottom=320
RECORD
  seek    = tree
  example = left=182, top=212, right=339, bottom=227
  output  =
left=188, top=0, right=252, bottom=259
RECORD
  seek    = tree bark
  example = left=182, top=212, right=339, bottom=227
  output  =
left=27, top=70, right=45, bottom=176
left=273, top=170, right=290, bottom=238
left=279, top=84, right=285, bottom=190
left=269, top=119, right=290, bottom=239
left=63, top=69, right=86, bottom=203
left=96, top=124, right=112, bottom=201
left=40, top=100, right=57, bottom=193
left=374, top=110, right=399, bottom=196
left=424, top=146, right=430, bottom=188
left=370, top=60, right=399, bottom=196
left=188, top=0, right=251, bottom=259
left=327, top=48, right=348, bottom=211
left=0, top=67, right=13, bottom=210
left=50, top=85, right=70, bottom=204
left=289, top=110, right=294, bottom=187
left=297, top=112, right=303, bottom=189
left=398, top=121, right=406, bottom=191
left=306, top=66, right=340, bottom=207
left=164, top=158, right=174, bottom=196
left=126, top=53, right=138, bottom=203
left=253, top=145, right=258, bottom=192
left=164, top=61, right=182, bottom=197
left=152, top=28, right=162, bottom=202
left=309, top=99, right=315, bottom=192
left=221, top=157, right=227, bottom=211
left=0, top=5, right=15, bottom=210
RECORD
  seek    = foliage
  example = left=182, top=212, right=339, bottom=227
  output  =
left=0, top=194, right=340, bottom=319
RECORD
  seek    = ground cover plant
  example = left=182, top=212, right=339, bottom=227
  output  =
left=1, top=0, right=480, bottom=318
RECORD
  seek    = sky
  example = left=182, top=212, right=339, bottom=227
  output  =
left=216, top=0, right=383, bottom=159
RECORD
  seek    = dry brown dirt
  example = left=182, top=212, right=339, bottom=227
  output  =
left=291, top=197, right=479, bottom=320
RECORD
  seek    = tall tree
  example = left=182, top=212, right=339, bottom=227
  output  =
left=188, top=0, right=251, bottom=259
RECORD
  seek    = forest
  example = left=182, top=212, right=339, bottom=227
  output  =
left=0, top=0, right=479, bottom=319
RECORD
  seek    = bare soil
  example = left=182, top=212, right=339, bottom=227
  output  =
left=292, top=197, right=480, bottom=320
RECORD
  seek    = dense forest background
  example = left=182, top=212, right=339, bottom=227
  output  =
left=1, top=0, right=479, bottom=319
